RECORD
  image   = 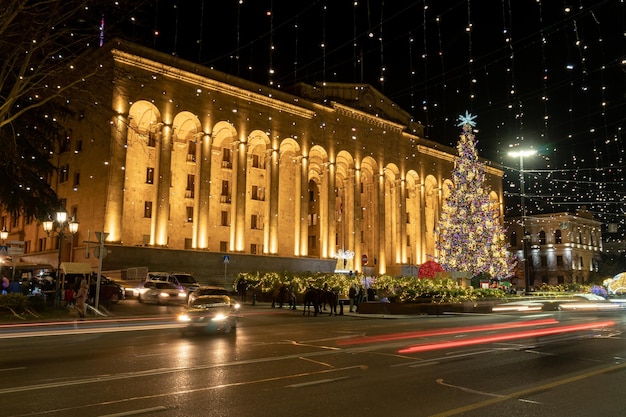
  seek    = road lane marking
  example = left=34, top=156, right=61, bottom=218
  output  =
left=429, top=362, right=626, bottom=417
left=99, top=406, right=168, bottom=416
left=287, top=376, right=350, bottom=387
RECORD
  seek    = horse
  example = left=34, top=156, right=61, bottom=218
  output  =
left=319, top=289, right=338, bottom=316
left=302, top=287, right=338, bottom=316
left=302, top=287, right=321, bottom=316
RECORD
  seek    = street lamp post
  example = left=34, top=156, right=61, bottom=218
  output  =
left=508, top=149, right=536, bottom=294
left=43, top=211, right=79, bottom=307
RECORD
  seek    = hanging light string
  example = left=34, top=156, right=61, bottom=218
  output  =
left=465, top=0, right=474, bottom=106
left=353, top=1, right=359, bottom=83
left=293, top=15, right=299, bottom=85
left=236, top=0, right=242, bottom=77
left=322, top=2, right=327, bottom=86
left=378, top=0, right=386, bottom=90
left=420, top=2, right=429, bottom=131
left=268, top=0, right=275, bottom=87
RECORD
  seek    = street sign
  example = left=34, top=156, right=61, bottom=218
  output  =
left=362, top=254, right=368, bottom=266
left=223, top=255, right=230, bottom=264
left=7, top=247, right=24, bottom=256
left=94, top=246, right=108, bottom=259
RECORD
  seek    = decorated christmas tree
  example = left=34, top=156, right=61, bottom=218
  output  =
left=436, top=112, right=512, bottom=280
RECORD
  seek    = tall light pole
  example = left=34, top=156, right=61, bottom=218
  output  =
left=508, top=149, right=536, bottom=294
left=43, top=211, right=79, bottom=307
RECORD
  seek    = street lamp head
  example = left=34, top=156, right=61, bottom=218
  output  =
left=56, top=211, right=67, bottom=224
left=508, top=149, right=537, bottom=158
left=68, top=219, right=79, bottom=234
left=42, top=218, right=54, bottom=234
left=0, top=228, right=7, bottom=241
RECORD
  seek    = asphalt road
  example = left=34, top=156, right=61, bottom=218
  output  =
left=1, top=300, right=625, bottom=417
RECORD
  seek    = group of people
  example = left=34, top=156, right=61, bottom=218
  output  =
left=348, top=285, right=377, bottom=312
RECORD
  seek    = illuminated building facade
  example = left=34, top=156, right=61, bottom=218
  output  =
left=4, top=40, right=504, bottom=279
left=506, top=208, right=603, bottom=287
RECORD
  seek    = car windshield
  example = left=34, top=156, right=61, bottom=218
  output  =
left=155, top=282, right=177, bottom=290
left=197, top=288, right=228, bottom=296
left=174, top=274, right=198, bottom=284
left=191, top=296, right=230, bottom=308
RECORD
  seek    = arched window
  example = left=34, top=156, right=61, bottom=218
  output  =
left=554, top=229, right=562, bottom=244
left=539, top=230, right=546, bottom=245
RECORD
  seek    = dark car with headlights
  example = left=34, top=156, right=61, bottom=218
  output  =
left=187, top=285, right=232, bottom=305
left=178, top=293, right=240, bottom=335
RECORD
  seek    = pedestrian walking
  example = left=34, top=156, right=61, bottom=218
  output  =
left=75, top=280, right=89, bottom=319
left=348, top=284, right=357, bottom=312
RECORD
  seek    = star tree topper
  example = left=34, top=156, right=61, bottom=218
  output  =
left=457, top=111, right=477, bottom=128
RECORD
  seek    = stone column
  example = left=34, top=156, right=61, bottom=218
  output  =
left=104, top=113, right=128, bottom=243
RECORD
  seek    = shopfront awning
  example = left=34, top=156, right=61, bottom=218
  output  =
left=59, top=262, right=93, bottom=275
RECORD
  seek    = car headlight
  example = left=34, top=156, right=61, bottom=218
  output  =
left=212, top=313, right=228, bottom=322
left=232, top=302, right=241, bottom=310
left=159, top=292, right=170, bottom=298
left=178, top=313, right=191, bottom=322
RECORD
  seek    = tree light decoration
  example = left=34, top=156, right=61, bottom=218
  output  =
left=436, top=113, right=512, bottom=279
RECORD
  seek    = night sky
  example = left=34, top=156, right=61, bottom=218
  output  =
left=104, top=1, right=625, bottom=238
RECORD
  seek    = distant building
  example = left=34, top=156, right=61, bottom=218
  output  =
left=506, top=208, right=603, bottom=288
left=0, top=39, right=505, bottom=282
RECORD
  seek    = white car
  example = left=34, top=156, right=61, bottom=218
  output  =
left=137, top=281, right=188, bottom=305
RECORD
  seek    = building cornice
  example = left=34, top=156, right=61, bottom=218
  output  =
left=330, top=101, right=405, bottom=133
left=112, top=49, right=315, bottom=120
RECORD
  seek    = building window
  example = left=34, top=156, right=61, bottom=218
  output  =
left=556, top=255, right=563, bottom=266
left=361, top=230, right=365, bottom=244
left=146, top=168, right=154, bottom=184
left=539, top=230, right=546, bottom=245
left=187, top=141, right=196, bottom=162
left=221, top=180, right=230, bottom=203
left=186, top=174, right=195, bottom=198
left=360, top=182, right=364, bottom=193
left=38, top=238, right=46, bottom=252
left=186, top=207, right=193, bottom=223
left=222, top=148, right=232, bottom=168
left=251, top=185, right=265, bottom=201
left=220, top=241, right=228, bottom=252
left=23, top=241, right=30, bottom=254
left=510, top=231, right=518, bottom=247
left=75, top=140, right=82, bottom=153
left=144, top=201, right=153, bottom=218
left=148, top=131, right=156, bottom=147
left=308, top=235, right=317, bottom=249
left=59, top=164, right=70, bottom=183
left=60, top=130, right=71, bottom=153
left=221, top=210, right=230, bottom=226
left=251, top=214, right=263, bottom=230
left=250, top=244, right=260, bottom=254
left=554, top=229, right=562, bottom=244
left=73, top=172, right=80, bottom=187
left=252, top=154, right=264, bottom=169
left=540, top=255, right=548, bottom=267
left=184, top=238, right=193, bottom=249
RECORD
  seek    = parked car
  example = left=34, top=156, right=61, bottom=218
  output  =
left=92, top=277, right=125, bottom=306
left=188, top=285, right=232, bottom=306
left=146, top=272, right=200, bottom=297
left=137, top=281, right=188, bottom=305
left=178, top=292, right=240, bottom=335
